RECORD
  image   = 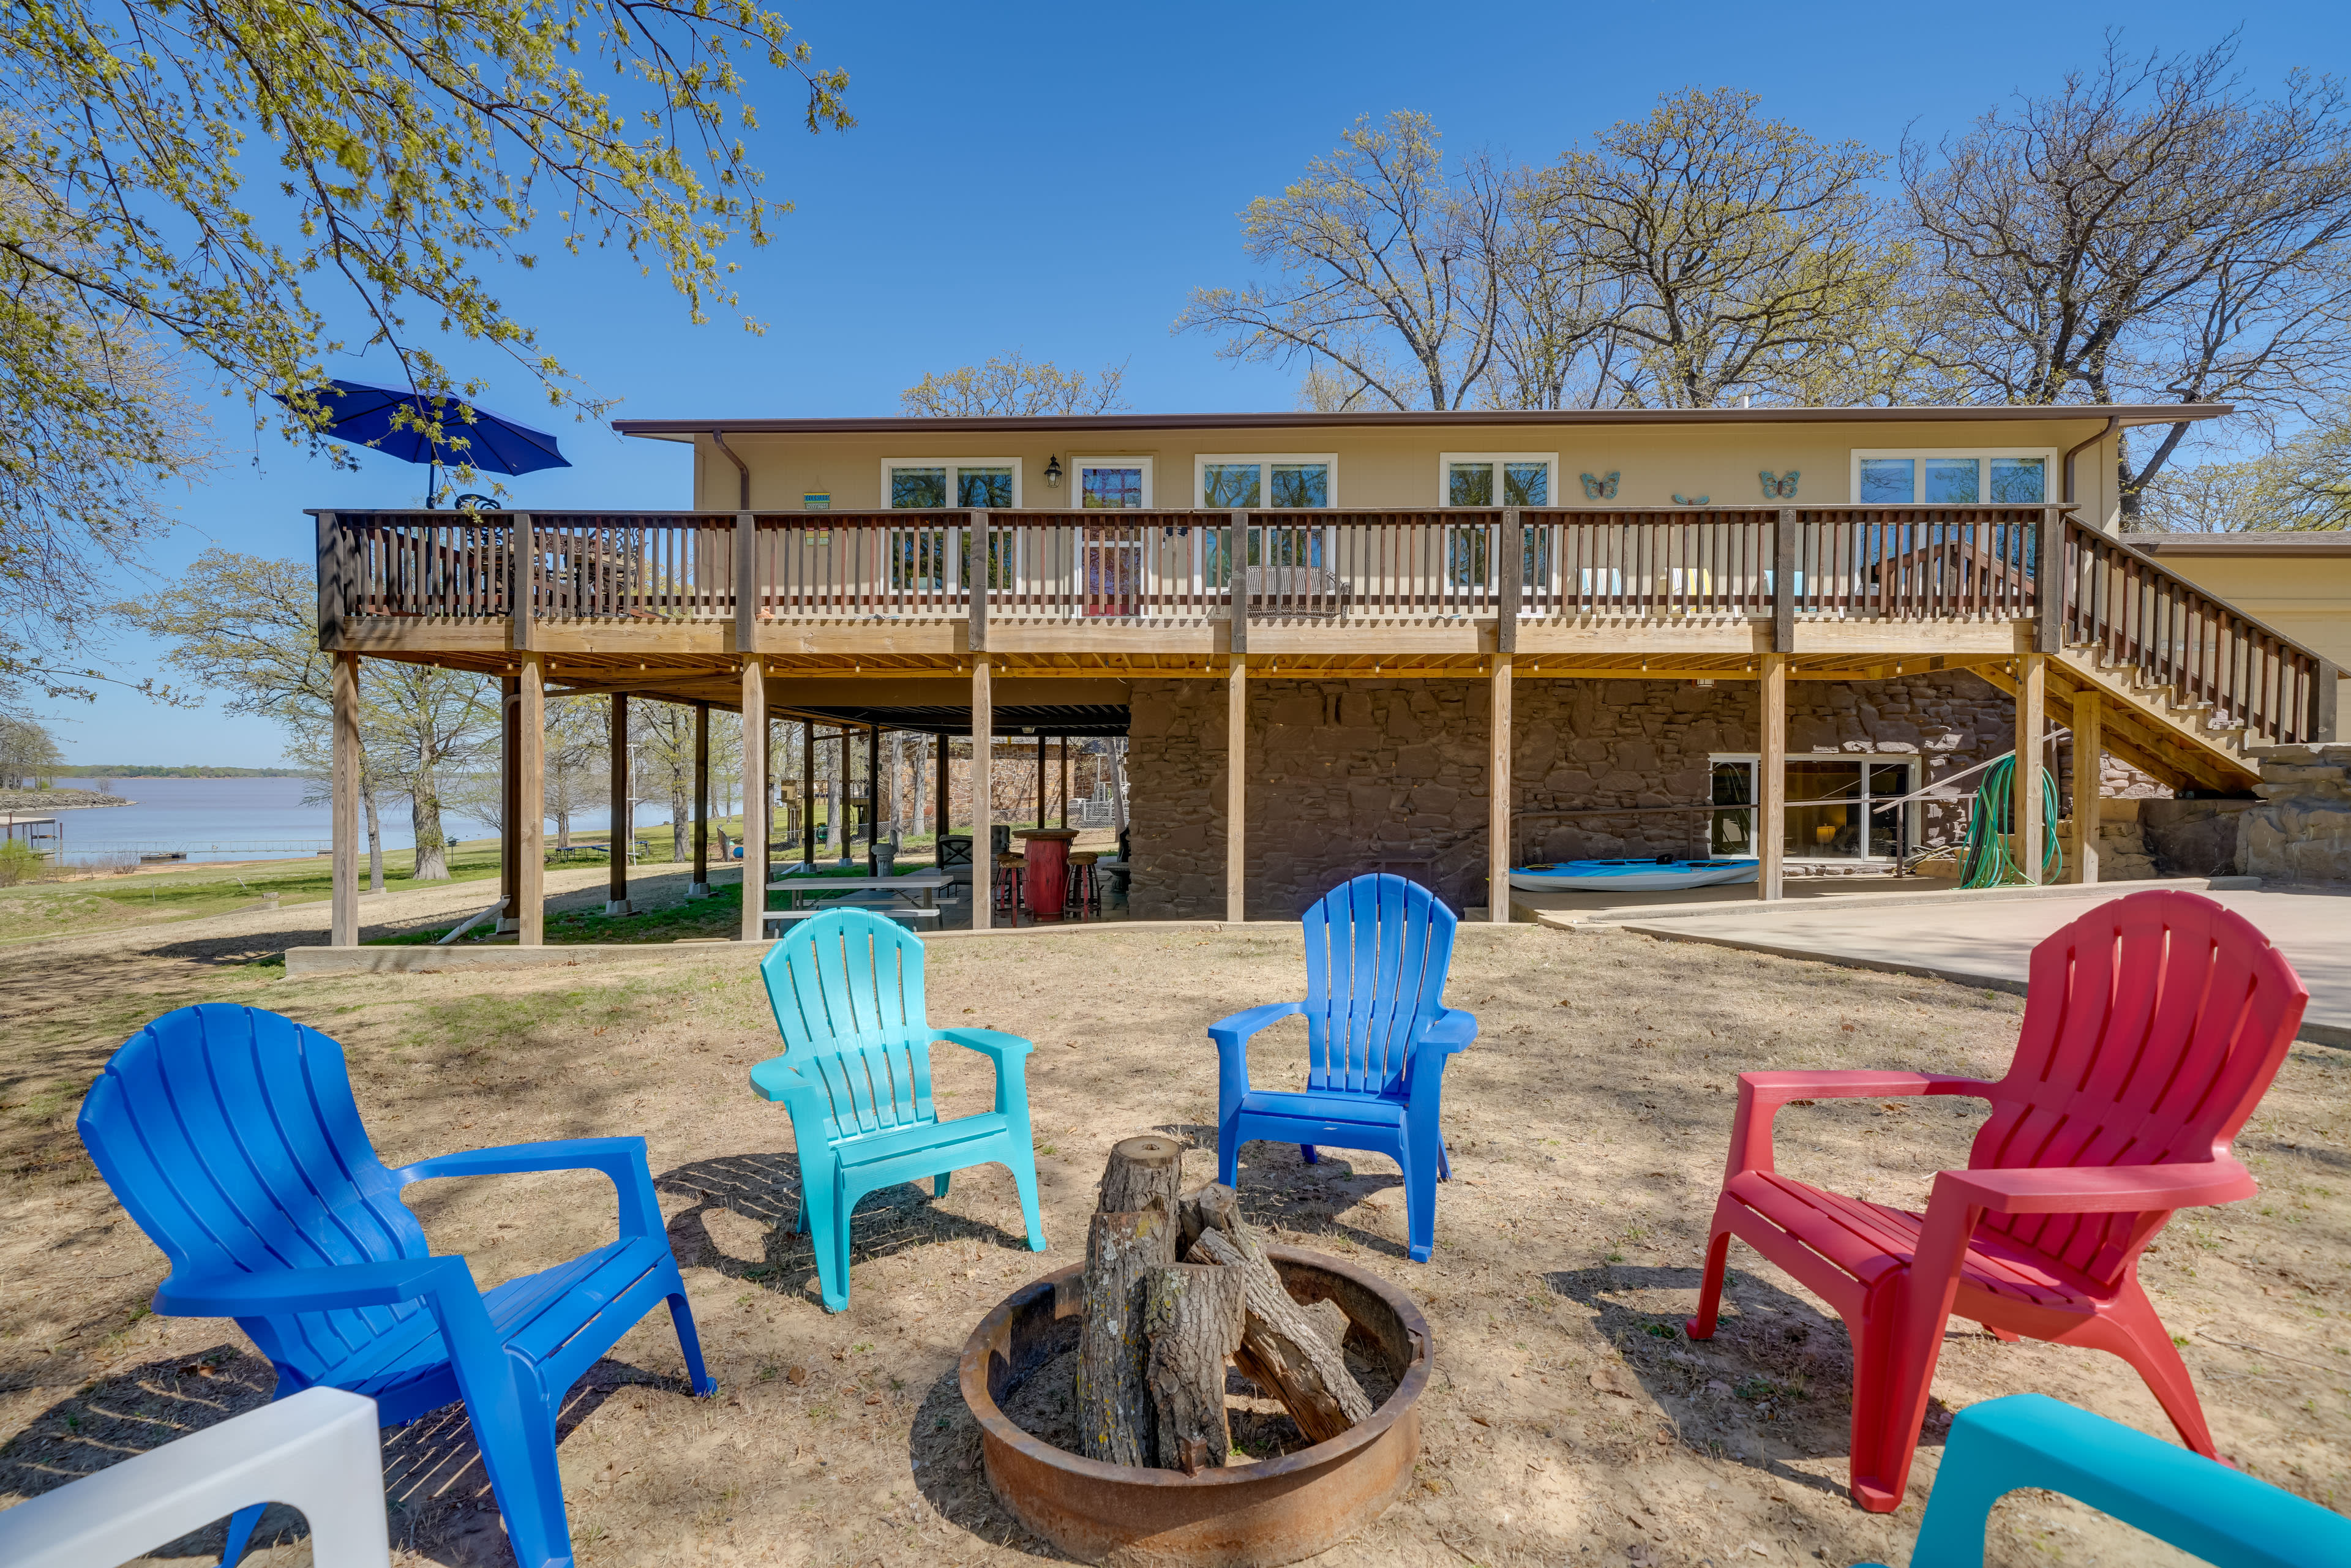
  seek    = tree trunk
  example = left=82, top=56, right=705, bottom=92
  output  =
left=1076, top=1207, right=1175, bottom=1468
left=1189, top=1225, right=1371, bottom=1443
left=1141, top=1262, right=1245, bottom=1475
left=670, top=757, right=690, bottom=863
left=411, top=762, right=451, bottom=880
left=361, top=781, right=385, bottom=894
left=1098, top=1135, right=1184, bottom=1219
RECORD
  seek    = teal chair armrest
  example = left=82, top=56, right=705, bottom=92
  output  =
left=941, top=1027, right=1035, bottom=1119
left=1855, top=1393, right=2351, bottom=1568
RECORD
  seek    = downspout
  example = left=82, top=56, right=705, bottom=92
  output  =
left=710, top=429, right=751, bottom=510
left=2061, top=415, right=2120, bottom=517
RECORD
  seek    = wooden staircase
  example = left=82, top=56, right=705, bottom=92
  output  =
left=1987, top=522, right=2341, bottom=793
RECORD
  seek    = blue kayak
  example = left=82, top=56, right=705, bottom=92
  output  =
left=1509, top=857, right=1759, bottom=892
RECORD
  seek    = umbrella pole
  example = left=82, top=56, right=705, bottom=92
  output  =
left=426, top=459, right=437, bottom=509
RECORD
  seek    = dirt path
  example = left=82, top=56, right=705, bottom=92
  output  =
left=0, top=918, right=2342, bottom=1567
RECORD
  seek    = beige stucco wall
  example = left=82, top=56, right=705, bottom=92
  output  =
left=669, top=417, right=2127, bottom=520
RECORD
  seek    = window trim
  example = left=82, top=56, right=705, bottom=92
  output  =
left=1848, top=448, right=2057, bottom=506
left=879, top=457, right=1024, bottom=510
left=1071, top=454, right=1156, bottom=511
left=1438, top=451, right=1559, bottom=508
left=1193, top=452, right=1341, bottom=510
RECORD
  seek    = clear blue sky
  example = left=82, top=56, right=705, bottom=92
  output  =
left=50, top=0, right=2344, bottom=764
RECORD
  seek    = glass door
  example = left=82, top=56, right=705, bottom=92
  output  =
left=1079, top=461, right=1147, bottom=617
left=1710, top=760, right=1756, bottom=855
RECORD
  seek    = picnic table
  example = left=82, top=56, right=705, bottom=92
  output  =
left=761, top=871, right=954, bottom=930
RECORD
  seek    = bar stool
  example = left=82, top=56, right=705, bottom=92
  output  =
left=1065, top=851, right=1101, bottom=918
left=992, top=852, right=1027, bottom=918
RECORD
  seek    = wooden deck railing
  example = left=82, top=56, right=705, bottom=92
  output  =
left=318, top=506, right=2056, bottom=626
left=2060, top=519, right=2336, bottom=747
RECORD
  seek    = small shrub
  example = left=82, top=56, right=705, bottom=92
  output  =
left=0, top=840, right=48, bottom=886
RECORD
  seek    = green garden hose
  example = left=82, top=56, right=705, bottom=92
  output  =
left=1959, top=755, right=2063, bottom=888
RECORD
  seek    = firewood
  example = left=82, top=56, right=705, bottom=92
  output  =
left=1075, top=1206, right=1174, bottom=1467
left=1177, top=1180, right=1241, bottom=1254
left=1140, top=1261, right=1245, bottom=1474
left=1098, top=1134, right=1185, bottom=1218
left=1188, top=1225, right=1373, bottom=1443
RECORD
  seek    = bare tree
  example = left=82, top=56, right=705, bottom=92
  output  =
left=1179, top=111, right=1507, bottom=411
left=901, top=351, right=1128, bottom=416
left=1555, top=88, right=1918, bottom=409
left=1903, top=33, right=2351, bottom=515
left=2137, top=403, right=2351, bottom=530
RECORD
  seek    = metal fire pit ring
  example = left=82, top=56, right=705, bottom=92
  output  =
left=958, top=1245, right=1431, bottom=1567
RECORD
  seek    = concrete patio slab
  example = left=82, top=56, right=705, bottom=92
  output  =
left=1613, top=883, right=2350, bottom=1049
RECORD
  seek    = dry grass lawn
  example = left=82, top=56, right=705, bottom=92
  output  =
left=1, top=919, right=2344, bottom=1567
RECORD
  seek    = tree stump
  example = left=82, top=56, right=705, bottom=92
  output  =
left=1099, top=1135, right=1185, bottom=1218
left=1141, top=1261, right=1246, bottom=1475
left=1076, top=1207, right=1175, bottom=1467
left=1190, top=1225, right=1373, bottom=1443
left=1178, top=1180, right=1242, bottom=1255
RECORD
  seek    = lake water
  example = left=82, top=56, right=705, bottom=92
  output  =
left=31, top=777, right=672, bottom=864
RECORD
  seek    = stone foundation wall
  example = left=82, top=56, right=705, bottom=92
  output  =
left=1127, top=672, right=2022, bottom=921
left=2238, top=744, right=2351, bottom=887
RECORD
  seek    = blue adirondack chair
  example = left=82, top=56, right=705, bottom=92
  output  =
left=752, top=907, right=1046, bottom=1311
left=76, top=1003, right=714, bottom=1568
left=1210, top=874, right=1477, bottom=1262
left=1856, top=1393, right=2351, bottom=1568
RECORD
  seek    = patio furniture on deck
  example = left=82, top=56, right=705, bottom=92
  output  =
left=752, top=908, right=1046, bottom=1311
left=76, top=1003, right=714, bottom=1568
left=0, top=1387, right=390, bottom=1568
left=1209, top=874, right=1477, bottom=1262
left=1689, top=890, right=2309, bottom=1514
left=1854, top=1393, right=2348, bottom=1568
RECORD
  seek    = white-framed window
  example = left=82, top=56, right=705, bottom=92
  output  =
left=1439, top=452, right=1556, bottom=508
left=1194, top=452, right=1338, bottom=509
left=1850, top=449, right=2054, bottom=505
left=1075, top=456, right=1155, bottom=510
left=1708, top=754, right=1919, bottom=861
left=880, top=457, right=1022, bottom=509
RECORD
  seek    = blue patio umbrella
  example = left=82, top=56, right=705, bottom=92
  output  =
left=276, top=378, right=570, bottom=506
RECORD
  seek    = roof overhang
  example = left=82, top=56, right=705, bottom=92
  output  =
left=614, top=404, right=2230, bottom=443
left=2127, top=531, right=2351, bottom=557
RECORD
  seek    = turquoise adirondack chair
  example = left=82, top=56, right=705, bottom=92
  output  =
left=1856, top=1393, right=2351, bottom=1568
left=752, top=908, right=1045, bottom=1311
left=1211, top=874, right=1477, bottom=1261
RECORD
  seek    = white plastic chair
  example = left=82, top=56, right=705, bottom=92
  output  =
left=0, top=1386, right=389, bottom=1568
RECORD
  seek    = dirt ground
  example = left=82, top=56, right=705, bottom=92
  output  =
left=1, top=912, right=2344, bottom=1567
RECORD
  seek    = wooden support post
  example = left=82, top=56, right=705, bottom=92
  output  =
left=2016, top=653, right=2046, bottom=885
left=1496, top=508, right=1521, bottom=653
left=802, top=722, right=816, bottom=867
left=2315, top=659, right=2341, bottom=744
left=1226, top=656, right=1247, bottom=923
left=866, top=722, right=881, bottom=854
left=1060, top=735, right=1071, bottom=830
left=607, top=692, right=632, bottom=915
left=499, top=675, right=520, bottom=930
left=740, top=658, right=768, bottom=942
left=2074, top=687, right=2102, bottom=886
left=1489, top=653, right=1513, bottom=923
left=1759, top=652, right=1787, bottom=901
left=1774, top=509, right=1798, bottom=654
left=691, top=702, right=711, bottom=897
left=331, top=653, right=361, bottom=947
left=1036, top=732, right=1047, bottom=830
left=2037, top=506, right=2066, bottom=655
left=733, top=511, right=758, bottom=658
left=518, top=654, right=545, bottom=946
left=973, top=656, right=993, bottom=931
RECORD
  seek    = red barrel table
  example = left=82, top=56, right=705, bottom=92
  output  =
left=1013, top=829, right=1080, bottom=919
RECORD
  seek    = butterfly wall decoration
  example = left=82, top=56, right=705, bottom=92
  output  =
left=1579, top=471, right=1620, bottom=500
left=1759, top=471, right=1799, bottom=500
left=1673, top=493, right=1711, bottom=507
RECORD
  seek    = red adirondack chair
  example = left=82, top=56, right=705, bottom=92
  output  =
left=1687, top=889, right=2308, bottom=1513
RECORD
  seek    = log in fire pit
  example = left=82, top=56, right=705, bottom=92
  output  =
left=958, top=1137, right=1432, bottom=1567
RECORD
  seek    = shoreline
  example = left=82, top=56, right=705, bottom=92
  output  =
left=1, top=789, right=132, bottom=812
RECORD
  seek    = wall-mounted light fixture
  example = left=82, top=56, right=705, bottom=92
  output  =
left=1043, top=455, right=1063, bottom=488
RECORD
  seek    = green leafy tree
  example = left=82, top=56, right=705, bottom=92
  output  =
left=0, top=715, right=63, bottom=788
left=6, top=0, right=850, bottom=696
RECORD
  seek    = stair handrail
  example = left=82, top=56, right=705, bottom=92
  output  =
left=2061, top=517, right=2338, bottom=747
